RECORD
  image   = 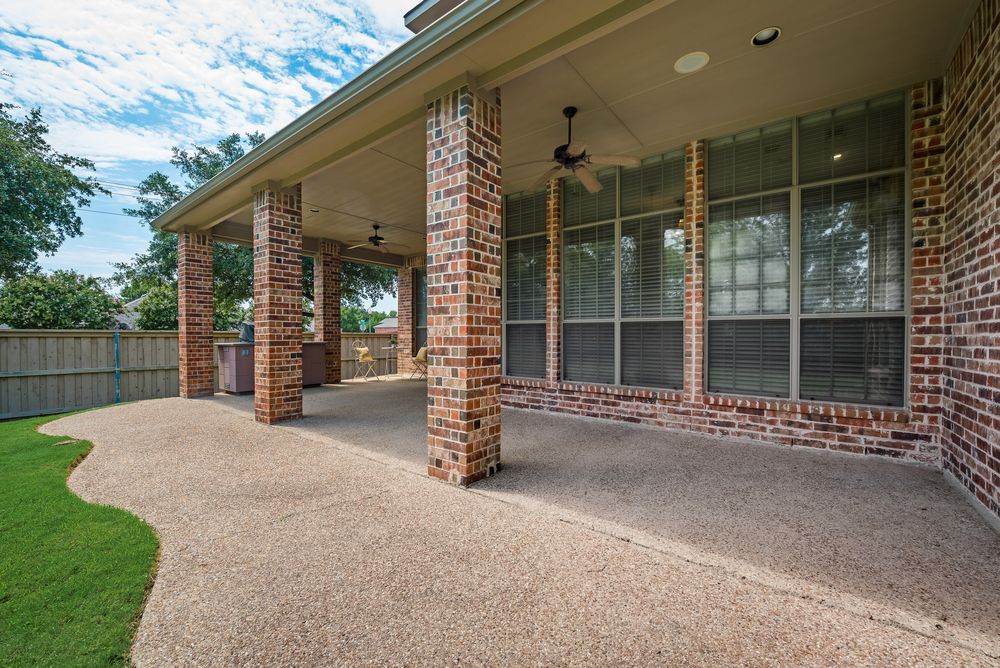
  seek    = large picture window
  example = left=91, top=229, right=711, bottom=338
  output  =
left=502, top=191, right=547, bottom=378
left=561, top=150, right=686, bottom=390
left=705, top=91, right=907, bottom=406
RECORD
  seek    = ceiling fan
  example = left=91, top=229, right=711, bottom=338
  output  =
left=345, top=224, right=410, bottom=254
left=512, top=106, right=642, bottom=194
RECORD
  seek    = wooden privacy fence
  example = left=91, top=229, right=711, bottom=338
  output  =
left=0, top=330, right=395, bottom=421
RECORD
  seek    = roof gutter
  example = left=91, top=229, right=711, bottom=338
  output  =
left=153, top=0, right=541, bottom=232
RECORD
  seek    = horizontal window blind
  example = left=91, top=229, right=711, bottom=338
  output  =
left=707, top=121, right=792, bottom=201
left=707, top=193, right=790, bottom=316
left=504, top=190, right=547, bottom=238
left=798, top=92, right=905, bottom=185
left=562, top=168, right=618, bottom=227
left=801, top=174, right=905, bottom=313
left=800, top=318, right=904, bottom=405
left=707, top=320, right=790, bottom=397
left=505, top=323, right=546, bottom=379
left=620, top=321, right=683, bottom=389
left=414, top=266, right=428, bottom=350
left=505, top=236, right=547, bottom=321
left=621, top=150, right=685, bottom=217
left=564, top=322, right=615, bottom=384
left=563, top=223, right=615, bottom=320
left=621, top=213, right=685, bottom=318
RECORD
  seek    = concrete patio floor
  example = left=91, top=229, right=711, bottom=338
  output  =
left=43, top=380, right=1000, bottom=666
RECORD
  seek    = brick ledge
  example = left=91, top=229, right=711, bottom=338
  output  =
left=702, top=393, right=911, bottom=423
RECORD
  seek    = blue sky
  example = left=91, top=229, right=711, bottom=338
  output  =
left=1, top=0, right=415, bottom=311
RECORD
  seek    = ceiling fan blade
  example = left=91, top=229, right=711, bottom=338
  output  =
left=346, top=243, right=368, bottom=250
left=573, top=164, right=603, bottom=194
left=586, top=154, right=642, bottom=168
left=383, top=242, right=411, bottom=252
left=527, top=165, right=562, bottom=193
left=566, top=140, right=588, bottom=156
left=506, top=159, right=557, bottom=169
left=378, top=244, right=389, bottom=254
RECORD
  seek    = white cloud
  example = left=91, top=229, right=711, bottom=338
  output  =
left=0, top=0, right=408, bottom=163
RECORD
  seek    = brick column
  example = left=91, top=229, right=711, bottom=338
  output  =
left=397, top=265, right=415, bottom=375
left=683, top=140, right=706, bottom=405
left=253, top=182, right=303, bottom=424
left=545, top=179, right=562, bottom=388
left=314, top=239, right=341, bottom=384
left=178, top=229, right=215, bottom=398
left=909, top=79, right=946, bottom=450
left=425, top=82, right=502, bottom=485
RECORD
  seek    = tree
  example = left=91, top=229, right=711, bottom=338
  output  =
left=114, top=133, right=397, bottom=316
left=341, top=305, right=393, bottom=333
left=0, top=104, right=109, bottom=282
left=0, top=270, right=123, bottom=329
left=135, top=282, right=252, bottom=331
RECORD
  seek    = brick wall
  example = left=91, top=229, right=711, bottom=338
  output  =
left=396, top=256, right=426, bottom=376
left=941, top=0, right=1000, bottom=518
left=253, top=183, right=303, bottom=424
left=178, top=230, right=215, bottom=398
left=426, top=84, right=502, bottom=485
left=314, top=240, right=341, bottom=384
left=545, top=179, right=561, bottom=387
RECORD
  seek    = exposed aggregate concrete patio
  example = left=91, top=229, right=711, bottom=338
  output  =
left=43, top=380, right=1000, bottom=666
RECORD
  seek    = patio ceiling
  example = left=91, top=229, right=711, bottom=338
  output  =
left=155, top=0, right=977, bottom=266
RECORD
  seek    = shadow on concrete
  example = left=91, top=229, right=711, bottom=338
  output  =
left=205, top=381, right=1000, bottom=654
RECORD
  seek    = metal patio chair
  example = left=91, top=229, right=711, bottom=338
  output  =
left=352, top=340, right=380, bottom=381
left=411, top=346, right=428, bottom=380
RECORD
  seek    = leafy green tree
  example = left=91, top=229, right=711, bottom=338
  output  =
left=341, top=305, right=392, bottom=333
left=0, top=271, right=123, bottom=329
left=135, top=283, right=250, bottom=331
left=0, top=104, right=109, bottom=282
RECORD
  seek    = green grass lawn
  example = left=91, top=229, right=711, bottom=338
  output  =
left=0, top=415, right=159, bottom=667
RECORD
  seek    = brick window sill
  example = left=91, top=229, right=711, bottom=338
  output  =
left=501, top=376, right=547, bottom=388
left=701, top=394, right=911, bottom=423
left=558, top=381, right=683, bottom=403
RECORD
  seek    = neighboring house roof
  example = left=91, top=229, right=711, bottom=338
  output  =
left=375, top=317, right=398, bottom=331
left=114, top=295, right=147, bottom=330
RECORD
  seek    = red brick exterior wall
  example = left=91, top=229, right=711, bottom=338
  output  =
left=253, top=183, right=303, bottom=424
left=941, top=0, right=1000, bottom=518
left=545, top=179, right=561, bottom=388
left=314, top=239, right=341, bottom=384
left=426, top=84, right=502, bottom=485
left=178, top=229, right=215, bottom=398
left=396, top=257, right=424, bottom=376
left=909, top=79, right=947, bottom=457
left=503, top=114, right=940, bottom=464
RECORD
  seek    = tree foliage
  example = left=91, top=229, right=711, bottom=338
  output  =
left=0, top=271, right=123, bottom=329
left=0, top=104, right=109, bottom=282
left=114, top=132, right=398, bottom=317
left=341, top=306, right=395, bottom=333
left=134, top=282, right=249, bottom=331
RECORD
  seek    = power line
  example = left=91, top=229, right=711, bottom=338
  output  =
left=80, top=208, right=136, bottom=218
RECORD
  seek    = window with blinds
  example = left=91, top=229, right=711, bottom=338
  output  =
left=705, top=91, right=907, bottom=405
left=561, top=149, right=686, bottom=389
left=502, top=190, right=547, bottom=378
left=414, top=267, right=427, bottom=350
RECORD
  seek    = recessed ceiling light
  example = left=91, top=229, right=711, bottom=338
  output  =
left=674, top=52, right=710, bottom=74
left=751, top=27, right=781, bottom=46
left=832, top=154, right=842, bottom=160
left=309, top=209, right=320, bottom=212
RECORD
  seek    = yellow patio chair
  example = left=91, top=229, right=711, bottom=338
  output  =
left=411, top=346, right=428, bottom=380
left=352, top=340, right=380, bottom=381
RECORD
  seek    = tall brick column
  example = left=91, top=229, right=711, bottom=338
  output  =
left=397, top=264, right=415, bottom=376
left=178, top=229, right=215, bottom=398
left=425, top=82, right=502, bottom=485
left=909, top=79, right=946, bottom=449
left=314, top=240, right=341, bottom=384
left=253, top=182, right=303, bottom=424
left=683, top=140, right=706, bottom=405
left=545, top=179, right=562, bottom=390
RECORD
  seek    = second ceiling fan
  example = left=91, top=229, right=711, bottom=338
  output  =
left=514, top=106, right=642, bottom=194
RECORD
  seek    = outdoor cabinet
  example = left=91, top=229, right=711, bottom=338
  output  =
left=216, top=342, right=327, bottom=394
